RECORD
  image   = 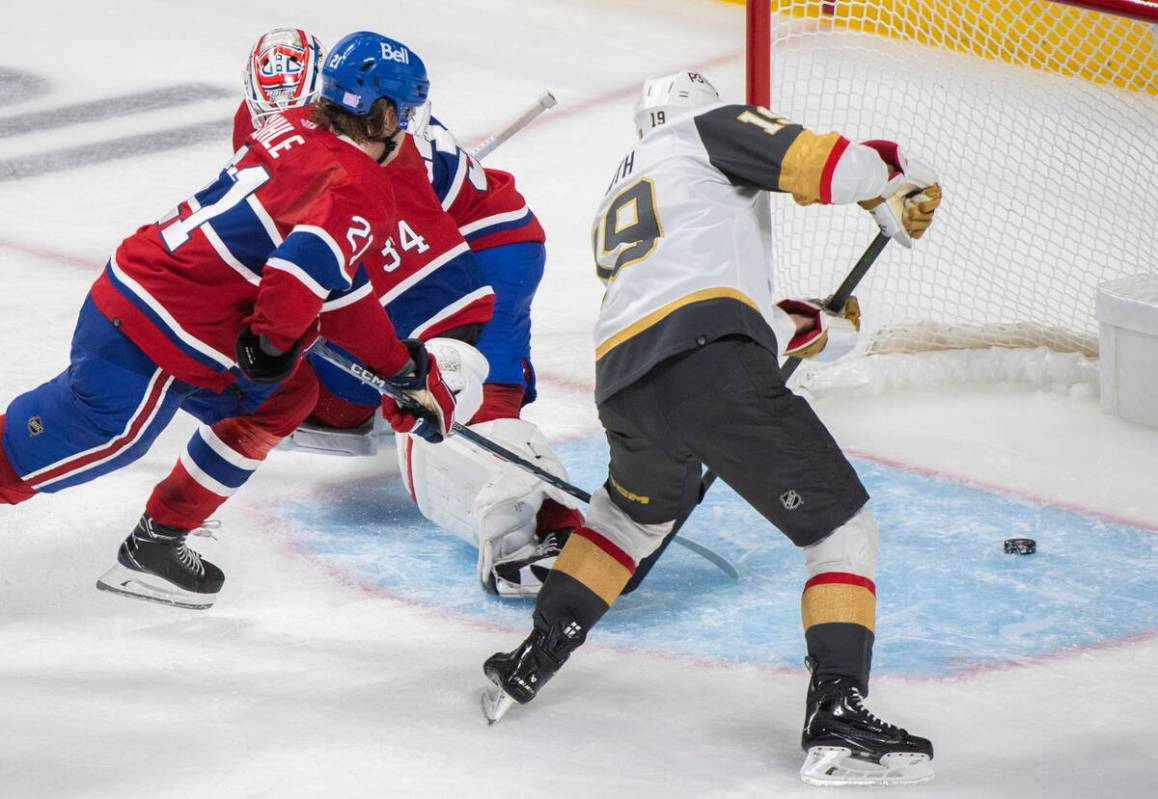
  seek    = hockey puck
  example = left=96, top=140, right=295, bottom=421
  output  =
left=1003, top=538, right=1036, bottom=555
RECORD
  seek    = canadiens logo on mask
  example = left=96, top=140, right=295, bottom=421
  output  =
left=256, top=44, right=308, bottom=99
left=244, top=28, right=324, bottom=120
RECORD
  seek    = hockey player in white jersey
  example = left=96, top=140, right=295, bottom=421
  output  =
left=483, top=71, right=942, bottom=787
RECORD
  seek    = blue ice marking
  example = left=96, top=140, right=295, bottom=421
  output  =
left=281, top=436, right=1158, bottom=677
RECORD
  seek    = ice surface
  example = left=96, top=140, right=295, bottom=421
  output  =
left=0, top=1, right=1155, bottom=797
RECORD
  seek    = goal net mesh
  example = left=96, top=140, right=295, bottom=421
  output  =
left=764, top=0, right=1157, bottom=365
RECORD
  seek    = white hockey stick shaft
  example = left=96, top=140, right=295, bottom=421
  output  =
left=469, top=92, right=557, bottom=160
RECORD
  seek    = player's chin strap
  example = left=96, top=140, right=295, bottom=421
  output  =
left=304, top=337, right=738, bottom=580
left=374, top=127, right=403, bottom=164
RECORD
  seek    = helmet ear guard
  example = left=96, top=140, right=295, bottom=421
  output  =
left=632, top=70, right=720, bottom=138
left=243, top=27, right=325, bottom=123
left=320, top=31, right=430, bottom=130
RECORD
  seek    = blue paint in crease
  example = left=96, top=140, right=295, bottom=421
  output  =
left=281, top=436, right=1158, bottom=676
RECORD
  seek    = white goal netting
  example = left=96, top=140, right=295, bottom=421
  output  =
left=763, top=0, right=1157, bottom=388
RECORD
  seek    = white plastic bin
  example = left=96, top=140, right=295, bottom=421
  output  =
left=1096, top=273, right=1158, bottom=429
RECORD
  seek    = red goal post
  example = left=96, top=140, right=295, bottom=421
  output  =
left=744, top=0, right=1158, bottom=389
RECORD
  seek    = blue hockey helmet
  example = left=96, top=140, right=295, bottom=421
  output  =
left=321, top=32, right=430, bottom=128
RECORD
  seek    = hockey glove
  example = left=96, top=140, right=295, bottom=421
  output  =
left=776, top=297, right=861, bottom=361
left=381, top=339, right=456, bottom=443
left=858, top=140, right=942, bottom=249
left=235, top=326, right=302, bottom=383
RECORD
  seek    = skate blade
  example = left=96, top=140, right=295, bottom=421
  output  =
left=800, top=746, right=934, bottom=786
left=481, top=682, right=516, bottom=725
left=96, top=563, right=217, bottom=611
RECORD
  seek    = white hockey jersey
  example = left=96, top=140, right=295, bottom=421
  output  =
left=591, top=103, right=896, bottom=401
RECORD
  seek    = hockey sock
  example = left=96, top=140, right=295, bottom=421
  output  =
left=470, top=383, right=526, bottom=424
left=535, top=498, right=584, bottom=537
left=801, top=572, right=876, bottom=689
left=535, top=526, right=636, bottom=637
left=146, top=419, right=281, bottom=529
left=0, top=416, right=36, bottom=504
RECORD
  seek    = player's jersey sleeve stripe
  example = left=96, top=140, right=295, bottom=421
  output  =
left=818, top=136, right=850, bottom=205
left=265, top=258, right=330, bottom=299
left=692, top=104, right=848, bottom=204
left=595, top=287, right=760, bottom=361
left=287, top=224, right=348, bottom=278
left=779, top=130, right=848, bottom=205
left=440, top=153, right=468, bottom=210
left=322, top=278, right=375, bottom=311
left=405, top=286, right=496, bottom=339
left=457, top=206, right=531, bottom=238
left=106, top=258, right=235, bottom=370
left=267, top=226, right=352, bottom=295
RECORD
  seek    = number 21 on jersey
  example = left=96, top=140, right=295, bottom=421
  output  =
left=593, top=177, right=662, bottom=282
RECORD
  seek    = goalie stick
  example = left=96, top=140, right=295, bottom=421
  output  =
left=468, top=92, right=557, bottom=160
left=622, top=232, right=893, bottom=593
left=305, top=338, right=739, bottom=579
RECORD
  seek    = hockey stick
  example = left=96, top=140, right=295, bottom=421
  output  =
left=306, top=338, right=740, bottom=578
left=622, top=232, right=892, bottom=592
left=469, top=92, right=557, bottom=160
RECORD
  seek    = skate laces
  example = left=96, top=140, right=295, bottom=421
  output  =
left=190, top=519, right=221, bottom=541
left=848, top=686, right=899, bottom=732
left=174, top=540, right=207, bottom=577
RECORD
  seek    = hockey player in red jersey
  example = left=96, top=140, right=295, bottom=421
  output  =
left=0, top=30, right=456, bottom=611
left=234, top=28, right=583, bottom=598
left=483, top=71, right=942, bottom=787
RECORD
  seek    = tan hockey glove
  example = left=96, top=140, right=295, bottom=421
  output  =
left=858, top=140, right=942, bottom=249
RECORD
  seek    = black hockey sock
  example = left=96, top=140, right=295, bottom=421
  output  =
left=534, top=526, right=636, bottom=638
left=801, top=572, right=876, bottom=689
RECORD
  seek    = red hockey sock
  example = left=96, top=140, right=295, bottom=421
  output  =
left=0, top=416, right=36, bottom=505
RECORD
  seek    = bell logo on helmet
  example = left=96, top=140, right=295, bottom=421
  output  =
left=379, top=42, right=410, bottom=64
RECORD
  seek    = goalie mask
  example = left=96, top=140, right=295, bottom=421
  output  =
left=243, top=27, right=325, bottom=123
left=633, top=70, right=720, bottom=138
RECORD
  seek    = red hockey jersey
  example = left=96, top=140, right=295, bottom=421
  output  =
left=232, top=103, right=494, bottom=342
left=415, top=117, right=546, bottom=251
left=92, top=107, right=410, bottom=391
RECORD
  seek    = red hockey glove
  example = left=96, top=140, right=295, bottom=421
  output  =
left=381, top=340, right=456, bottom=443
left=777, top=297, right=861, bottom=361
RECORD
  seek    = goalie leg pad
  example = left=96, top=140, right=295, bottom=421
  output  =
left=397, top=417, right=583, bottom=592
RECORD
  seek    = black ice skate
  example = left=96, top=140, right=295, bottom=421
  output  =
left=800, top=665, right=934, bottom=786
left=488, top=528, right=572, bottom=598
left=481, top=610, right=585, bottom=724
left=96, top=515, right=225, bottom=610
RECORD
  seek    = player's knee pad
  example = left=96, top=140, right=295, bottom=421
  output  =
left=424, top=337, right=488, bottom=424
left=397, top=416, right=581, bottom=588
left=584, top=486, right=675, bottom=566
left=801, top=506, right=879, bottom=580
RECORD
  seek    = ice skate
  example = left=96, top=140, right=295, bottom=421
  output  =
left=488, top=528, right=571, bottom=598
left=482, top=610, right=584, bottom=724
left=800, top=667, right=934, bottom=786
left=96, top=514, right=225, bottom=610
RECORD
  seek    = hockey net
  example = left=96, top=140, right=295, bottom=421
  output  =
left=750, top=0, right=1158, bottom=392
